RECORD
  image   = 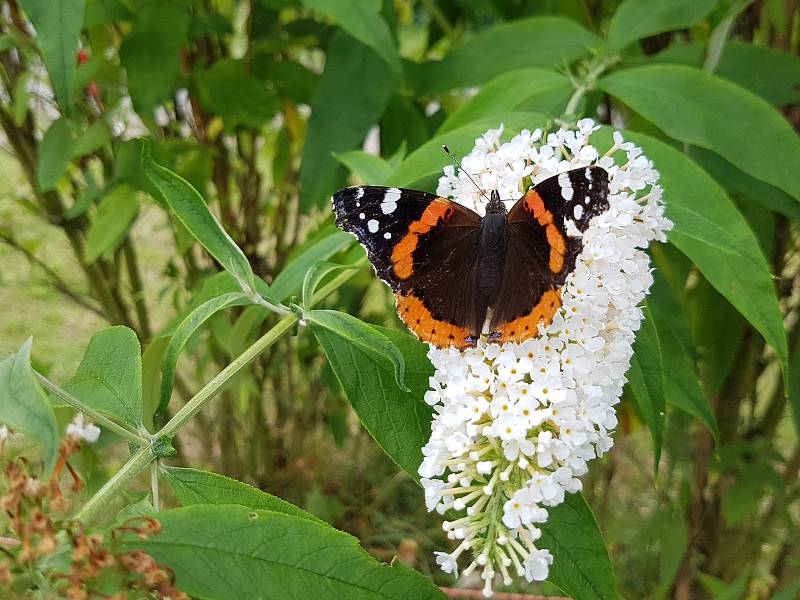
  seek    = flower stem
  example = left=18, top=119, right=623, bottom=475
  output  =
left=34, top=372, right=148, bottom=446
left=72, top=261, right=365, bottom=524
left=151, top=459, right=160, bottom=511
left=74, top=445, right=154, bottom=523
left=564, top=55, right=618, bottom=117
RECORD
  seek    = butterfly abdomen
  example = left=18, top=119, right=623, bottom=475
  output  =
left=477, top=212, right=509, bottom=305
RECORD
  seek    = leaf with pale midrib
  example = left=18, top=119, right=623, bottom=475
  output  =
left=118, top=504, right=446, bottom=600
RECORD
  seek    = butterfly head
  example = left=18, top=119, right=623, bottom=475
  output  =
left=486, top=190, right=506, bottom=215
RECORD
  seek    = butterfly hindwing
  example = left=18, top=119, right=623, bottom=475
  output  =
left=332, top=186, right=483, bottom=347
left=489, top=167, right=610, bottom=343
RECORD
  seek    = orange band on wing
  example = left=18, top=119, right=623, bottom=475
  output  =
left=391, top=199, right=452, bottom=280
left=523, top=190, right=553, bottom=225
left=545, top=224, right=566, bottom=273
left=397, top=294, right=471, bottom=349
left=494, top=288, right=562, bottom=344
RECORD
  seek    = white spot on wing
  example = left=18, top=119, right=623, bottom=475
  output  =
left=558, top=172, right=574, bottom=201
left=383, top=232, right=391, bottom=239
left=367, top=219, right=379, bottom=233
left=584, top=195, right=591, bottom=204
left=356, top=187, right=364, bottom=199
left=585, top=167, right=592, bottom=181
left=359, top=212, right=365, bottom=219
left=573, top=204, right=584, bottom=220
left=380, top=187, right=401, bottom=214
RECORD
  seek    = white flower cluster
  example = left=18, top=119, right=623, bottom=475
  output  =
left=66, top=413, right=101, bottom=443
left=420, top=120, right=671, bottom=597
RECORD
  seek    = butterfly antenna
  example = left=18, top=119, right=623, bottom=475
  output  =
left=442, top=145, right=492, bottom=203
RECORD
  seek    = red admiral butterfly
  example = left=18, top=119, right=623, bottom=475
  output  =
left=332, top=166, right=609, bottom=349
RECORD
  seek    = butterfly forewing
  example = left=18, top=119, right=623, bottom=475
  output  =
left=332, top=186, right=483, bottom=347
left=489, top=167, right=610, bottom=343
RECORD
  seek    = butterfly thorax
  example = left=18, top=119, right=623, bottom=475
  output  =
left=478, top=191, right=508, bottom=305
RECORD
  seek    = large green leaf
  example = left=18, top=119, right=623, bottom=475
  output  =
left=333, top=150, right=393, bottom=185
left=630, top=275, right=718, bottom=443
left=300, top=31, right=394, bottom=211
left=597, top=129, right=788, bottom=389
left=626, top=328, right=665, bottom=466
left=438, top=69, right=571, bottom=134
left=600, top=65, right=800, bottom=201
left=164, top=466, right=322, bottom=523
left=307, top=310, right=407, bottom=390
left=119, top=0, right=189, bottom=113
left=0, top=339, right=59, bottom=475
left=60, top=326, right=143, bottom=429
left=84, top=185, right=140, bottom=264
left=417, top=17, right=599, bottom=95
left=196, top=59, right=279, bottom=129
left=539, top=493, right=620, bottom=600
left=19, top=0, right=85, bottom=114
left=37, top=117, right=74, bottom=191
left=313, top=326, right=433, bottom=477
left=606, top=0, right=717, bottom=53
left=387, top=112, right=547, bottom=188
left=118, top=505, right=445, bottom=600
left=687, top=147, right=800, bottom=220
left=650, top=41, right=800, bottom=106
left=141, top=140, right=256, bottom=293
left=300, top=0, right=400, bottom=75
left=157, top=293, right=251, bottom=421
left=269, top=231, right=353, bottom=302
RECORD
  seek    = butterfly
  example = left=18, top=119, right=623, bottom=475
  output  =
left=332, top=167, right=610, bottom=349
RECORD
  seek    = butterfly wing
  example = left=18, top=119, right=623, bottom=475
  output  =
left=333, top=186, right=483, bottom=348
left=489, top=167, right=610, bottom=343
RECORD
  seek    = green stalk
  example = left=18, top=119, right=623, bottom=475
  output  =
left=74, top=263, right=364, bottom=524
left=74, top=445, right=154, bottom=523
left=34, top=372, right=148, bottom=446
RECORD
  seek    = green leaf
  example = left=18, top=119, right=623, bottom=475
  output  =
left=141, top=139, right=256, bottom=293
left=300, top=31, right=394, bottom=211
left=687, top=146, right=800, bottom=220
left=84, top=184, right=140, bottom=264
left=606, top=0, right=717, bottom=53
left=651, top=41, right=800, bottom=106
left=270, top=231, right=354, bottom=302
left=119, top=0, right=189, bottom=113
left=59, top=326, right=143, bottom=429
left=164, top=466, right=322, bottom=523
left=438, top=69, right=571, bottom=134
left=71, top=120, right=112, bottom=158
left=773, top=578, right=800, bottom=600
left=18, top=0, right=85, bottom=114
left=306, top=310, right=407, bottom=390
left=789, top=334, right=800, bottom=436
left=313, top=326, right=433, bottom=477
left=539, top=492, right=620, bottom=600
left=0, top=338, right=59, bottom=475
left=600, top=65, right=800, bottom=201
left=387, top=112, right=547, bottom=188
left=333, top=150, right=393, bottom=185
left=37, top=117, right=74, bottom=191
left=196, top=59, right=279, bottom=129
left=417, top=17, right=599, bottom=95
left=300, top=0, right=400, bottom=75
left=141, top=336, right=169, bottom=433
left=599, top=128, right=789, bottom=390
left=157, top=293, right=251, bottom=421
left=119, top=505, right=446, bottom=600
left=302, top=261, right=361, bottom=309
left=630, top=275, right=718, bottom=444
left=626, top=338, right=665, bottom=466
